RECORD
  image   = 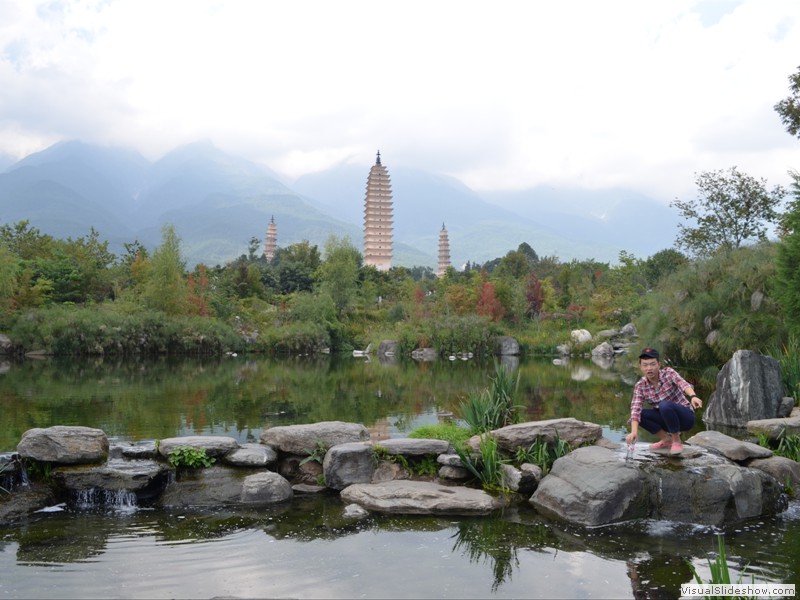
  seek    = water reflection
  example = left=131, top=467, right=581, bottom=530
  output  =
left=0, top=354, right=641, bottom=451
left=3, top=496, right=798, bottom=598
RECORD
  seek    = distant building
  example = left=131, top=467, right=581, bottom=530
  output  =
left=264, top=215, right=277, bottom=261
left=363, top=151, right=393, bottom=271
left=437, top=223, right=451, bottom=277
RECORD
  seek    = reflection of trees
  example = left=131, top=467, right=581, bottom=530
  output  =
left=450, top=513, right=561, bottom=592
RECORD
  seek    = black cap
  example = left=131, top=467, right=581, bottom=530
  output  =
left=639, top=347, right=660, bottom=360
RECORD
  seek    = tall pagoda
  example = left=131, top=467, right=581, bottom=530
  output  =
left=363, top=151, right=393, bottom=271
left=437, top=223, right=451, bottom=277
left=264, top=215, right=277, bottom=262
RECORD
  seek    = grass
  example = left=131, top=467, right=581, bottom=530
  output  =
left=408, top=423, right=472, bottom=448
left=756, top=428, right=800, bottom=462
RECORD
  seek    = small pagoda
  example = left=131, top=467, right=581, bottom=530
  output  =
left=437, top=223, right=451, bottom=277
left=264, top=215, right=277, bottom=262
left=363, top=151, right=393, bottom=271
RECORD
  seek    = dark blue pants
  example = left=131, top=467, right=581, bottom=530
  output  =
left=640, top=402, right=695, bottom=435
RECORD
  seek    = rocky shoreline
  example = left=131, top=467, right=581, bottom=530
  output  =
left=3, top=414, right=800, bottom=528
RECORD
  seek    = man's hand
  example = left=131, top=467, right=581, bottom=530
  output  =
left=691, top=397, right=703, bottom=409
left=625, top=432, right=638, bottom=444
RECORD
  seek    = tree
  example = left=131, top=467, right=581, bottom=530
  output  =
left=671, top=167, right=786, bottom=257
left=318, top=235, right=362, bottom=315
left=142, top=224, right=190, bottom=315
left=775, top=170, right=800, bottom=336
left=775, top=65, right=800, bottom=139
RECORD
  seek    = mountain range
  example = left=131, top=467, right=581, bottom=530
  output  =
left=0, top=140, right=681, bottom=268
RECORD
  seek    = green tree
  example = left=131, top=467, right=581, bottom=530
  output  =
left=644, top=248, right=688, bottom=288
left=775, top=65, right=800, bottom=138
left=141, top=224, right=190, bottom=315
left=318, top=235, right=362, bottom=315
left=274, top=241, right=320, bottom=294
left=671, top=167, right=786, bottom=257
left=775, top=170, right=800, bottom=337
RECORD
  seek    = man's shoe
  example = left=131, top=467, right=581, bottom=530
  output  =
left=670, top=442, right=684, bottom=455
left=649, top=440, right=671, bottom=450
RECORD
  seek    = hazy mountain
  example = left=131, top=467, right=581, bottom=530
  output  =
left=483, top=187, right=682, bottom=259
left=1, top=140, right=680, bottom=269
left=0, top=152, right=15, bottom=173
left=293, top=162, right=629, bottom=266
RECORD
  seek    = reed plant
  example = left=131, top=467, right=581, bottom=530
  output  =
left=687, top=534, right=756, bottom=600
left=454, top=434, right=508, bottom=493
left=459, top=361, right=520, bottom=434
left=514, top=433, right=571, bottom=475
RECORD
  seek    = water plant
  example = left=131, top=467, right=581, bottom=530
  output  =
left=776, top=430, right=800, bottom=462
left=454, top=434, right=508, bottom=493
left=408, top=423, right=471, bottom=448
left=514, top=433, right=571, bottom=475
left=299, top=441, right=330, bottom=466
left=459, top=361, right=521, bottom=434
left=687, top=534, right=756, bottom=600
left=167, top=446, right=215, bottom=469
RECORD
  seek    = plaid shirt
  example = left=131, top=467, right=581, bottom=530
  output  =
left=629, top=366, right=693, bottom=423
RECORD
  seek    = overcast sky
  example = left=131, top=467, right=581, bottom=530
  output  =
left=1, top=0, right=799, bottom=203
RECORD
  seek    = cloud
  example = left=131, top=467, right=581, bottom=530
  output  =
left=1, top=0, right=799, bottom=202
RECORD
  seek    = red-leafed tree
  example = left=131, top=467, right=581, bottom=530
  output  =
left=476, top=281, right=505, bottom=322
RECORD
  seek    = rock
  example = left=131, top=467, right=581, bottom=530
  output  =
left=596, top=329, right=619, bottom=339
left=260, top=421, right=369, bottom=455
left=113, top=441, right=158, bottom=460
left=438, top=465, right=470, bottom=480
left=437, top=453, right=463, bottom=467
left=704, top=350, right=784, bottom=428
left=555, top=344, right=570, bottom=356
left=530, top=445, right=786, bottom=527
left=343, top=503, right=370, bottom=519
left=157, top=466, right=252, bottom=507
left=51, top=458, right=171, bottom=493
left=571, top=329, right=592, bottom=344
left=17, top=426, right=109, bottom=465
left=372, top=461, right=409, bottom=482
left=322, top=442, right=376, bottom=491
left=620, top=323, right=637, bottom=337
left=531, top=446, right=646, bottom=527
left=745, top=414, right=800, bottom=441
left=685, top=430, right=773, bottom=462
left=0, top=333, right=13, bottom=354
left=778, top=397, right=795, bottom=418
left=411, top=347, right=437, bottom=361
left=500, top=463, right=539, bottom=495
left=468, top=418, right=602, bottom=454
left=223, top=443, right=278, bottom=467
left=591, top=341, right=615, bottom=359
left=158, top=436, right=239, bottom=459
left=340, top=480, right=507, bottom=515
left=377, top=340, right=398, bottom=357
left=748, top=456, right=800, bottom=492
left=0, top=484, right=56, bottom=525
left=375, top=438, right=451, bottom=456
left=292, top=483, right=327, bottom=494
left=240, top=471, right=293, bottom=504
left=495, top=336, right=520, bottom=356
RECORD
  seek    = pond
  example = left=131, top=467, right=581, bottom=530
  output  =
left=1, top=354, right=798, bottom=599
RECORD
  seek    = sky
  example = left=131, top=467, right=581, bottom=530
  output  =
left=1, top=0, right=799, bottom=203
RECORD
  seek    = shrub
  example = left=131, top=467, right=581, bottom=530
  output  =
left=168, top=446, right=215, bottom=469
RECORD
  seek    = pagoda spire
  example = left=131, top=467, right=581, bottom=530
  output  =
left=437, top=222, right=451, bottom=277
left=363, top=152, right=393, bottom=271
left=264, top=215, right=277, bottom=262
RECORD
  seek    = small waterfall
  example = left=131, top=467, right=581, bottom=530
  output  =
left=72, top=488, right=139, bottom=512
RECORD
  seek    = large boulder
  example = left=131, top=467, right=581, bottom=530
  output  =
left=530, top=444, right=786, bottom=527
left=340, top=480, right=507, bottom=515
left=530, top=446, right=646, bottom=527
left=223, top=443, right=278, bottom=467
left=685, top=430, right=772, bottom=462
left=570, top=329, right=592, bottom=344
left=260, top=421, right=370, bottom=455
left=746, top=413, right=800, bottom=441
left=51, top=458, right=171, bottom=493
left=17, top=426, right=109, bottom=465
left=468, top=418, right=602, bottom=454
left=704, top=350, right=784, bottom=428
